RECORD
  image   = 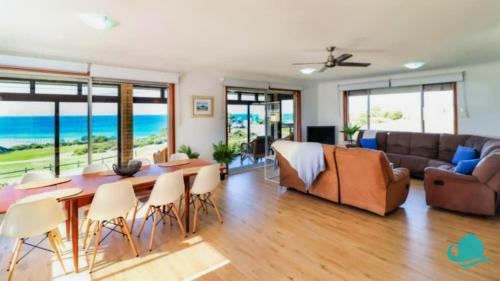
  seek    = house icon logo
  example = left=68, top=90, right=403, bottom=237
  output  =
left=448, top=233, right=489, bottom=268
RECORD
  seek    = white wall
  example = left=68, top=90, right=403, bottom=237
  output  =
left=309, top=61, right=500, bottom=141
left=300, top=84, right=319, bottom=141
left=175, top=71, right=306, bottom=159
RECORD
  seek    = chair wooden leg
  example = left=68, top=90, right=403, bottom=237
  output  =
left=47, top=230, right=67, bottom=274
left=192, top=197, right=200, bottom=233
left=7, top=239, right=23, bottom=281
left=83, top=219, right=93, bottom=250
left=171, top=204, right=187, bottom=237
left=129, top=202, right=139, bottom=234
left=137, top=206, right=152, bottom=238
left=178, top=195, right=183, bottom=216
left=208, top=193, right=223, bottom=224
left=89, top=222, right=103, bottom=273
left=85, top=221, right=99, bottom=254
left=149, top=208, right=159, bottom=251
left=53, top=228, right=64, bottom=249
left=119, top=217, right=139, bottom=257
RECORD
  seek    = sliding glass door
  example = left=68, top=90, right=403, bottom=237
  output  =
left=226, top=89, right=298, bottom=171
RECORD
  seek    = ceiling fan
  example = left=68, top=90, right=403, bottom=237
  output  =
left=292, top=46, right=371, bottom=73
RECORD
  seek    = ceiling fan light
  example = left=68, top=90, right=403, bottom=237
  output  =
left=79, top=13, right=119, bottom=30
left=300, top=68, right=316, bottom=74
left=403, top=62, right=425, bottom=70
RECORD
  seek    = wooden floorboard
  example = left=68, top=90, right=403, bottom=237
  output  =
left=0, top=168, right=499, bottom=280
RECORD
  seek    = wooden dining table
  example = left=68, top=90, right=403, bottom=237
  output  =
left=0, top=159, right=213, bottom=273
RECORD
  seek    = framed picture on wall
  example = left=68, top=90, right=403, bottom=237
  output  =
left=192, top=96, right=214, bottom=117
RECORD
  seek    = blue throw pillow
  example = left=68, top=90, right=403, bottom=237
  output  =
left=452, top=145, right=477, bottom=165
left=454, top=158, right=480, bottom=175
left=360, top=138, right=377, bottom=150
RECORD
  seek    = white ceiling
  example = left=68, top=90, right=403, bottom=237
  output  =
left=1, top=0, right=500, bottom=81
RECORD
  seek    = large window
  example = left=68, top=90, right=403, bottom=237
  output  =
left=0, top=78, right=121, bottom=185
left=91, top=102, right=119, bottom=166
left=346, top=83, right=455, bottom=134
left=132, top=86, right=168, bottom=162
left=0, top=101, right=55, bottom=184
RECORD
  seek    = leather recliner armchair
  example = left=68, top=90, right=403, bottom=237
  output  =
left=335, top=147, right=410, bottom=216
left=424, top=151, right=500, bottom=216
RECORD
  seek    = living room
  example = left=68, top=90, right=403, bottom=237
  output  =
left=0, top=1, right=499, bottom=280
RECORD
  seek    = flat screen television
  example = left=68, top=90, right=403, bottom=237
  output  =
left=307, top=126, right=336, bottom=144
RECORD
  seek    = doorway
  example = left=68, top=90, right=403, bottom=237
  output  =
left=225, top=88, right=300, bottom=173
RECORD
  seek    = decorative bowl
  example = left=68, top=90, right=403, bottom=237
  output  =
left=112, top=160, right=142, bottom=177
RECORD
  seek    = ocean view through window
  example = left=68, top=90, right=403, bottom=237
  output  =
left=0, top=78, right=170, bottom=186
left=132, top=86, right=168, bottom=162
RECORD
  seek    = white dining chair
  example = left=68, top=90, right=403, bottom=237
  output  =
left=0, top=198, right=67, bottom=281
left=83, top=180, right=139, bottom=273
left=169, top=153, right=189, bottom=161
left=81, top=163, right=110, bottom=230
left=137, top=170, right=186, bottom=251
left=20, top=171, right=54, bottom=184
left=82, top=163, right=110, bottom=175
left=190, top=164, right=223, bottom=233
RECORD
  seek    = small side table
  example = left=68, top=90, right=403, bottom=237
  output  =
left=264, top=154, right=280, bottom=183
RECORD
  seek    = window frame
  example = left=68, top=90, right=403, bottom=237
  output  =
left=0, top=77, right=122, bottom=177
left=343, top=82, right=458, bottom=135
left=131, top=85, right=169, bottom=160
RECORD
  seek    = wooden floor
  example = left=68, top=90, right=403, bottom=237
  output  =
left=1, top=168, right=499, bottom=281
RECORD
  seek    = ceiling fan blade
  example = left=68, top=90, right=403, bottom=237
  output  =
left=292, top=62, right=325, bottom=65
left=335, top=54, right=353, bottom=63
left=318, top=66, right=328, bottom=73
left=337, top=62, right=371, bottom=67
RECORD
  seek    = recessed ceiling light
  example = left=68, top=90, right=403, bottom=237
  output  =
left=300, top=68, right=316, bottom=74
left=79, top=14, right=119, bottom=30
left=403, top=62, right=425, bottom=70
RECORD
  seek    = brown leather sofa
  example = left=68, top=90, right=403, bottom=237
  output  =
left=276, top=145, right=410, bottom=215
left=276, top=144, right=339, bottom=202
left=356, top=130, right=500, bottom=178
left=356, top=130, right=500, bottom=215
left=335, top=147, right=410, bottom=216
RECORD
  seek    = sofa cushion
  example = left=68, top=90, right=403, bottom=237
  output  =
left=452, top=145, right=478, bottom=164
left=360, top=138, right=378, bottom=149
left=375, top=131, right=388, bottom=151
left=400, top=155, right=430, bottom=177
left=464, top=136, right=489, bottom=154
left=410, top=133, right=439, bottom=158
left=473, top=152, right=500, bottom=187
left=454, top=159, right=481, bottom=175
left=438, top=134, right=469, bottom=162
left=480, top=139, right=500, bottom=159
left=385, top=153, right=403, bottom=167
left=386, top=132, right=411, bottom=154
left=427, top=159, right=455, bottom=171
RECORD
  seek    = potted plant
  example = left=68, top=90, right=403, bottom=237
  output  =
left=341, top=124, right=361, bottom=144
left=212, top=141, right=238, bottom=180
left=177, top=145, right=200, bottom=159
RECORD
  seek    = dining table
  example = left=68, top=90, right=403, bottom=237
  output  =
left=0, top=159, right=213, bottom=273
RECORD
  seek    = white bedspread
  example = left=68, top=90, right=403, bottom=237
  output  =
left=271, top=140, right=325, bottom=189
